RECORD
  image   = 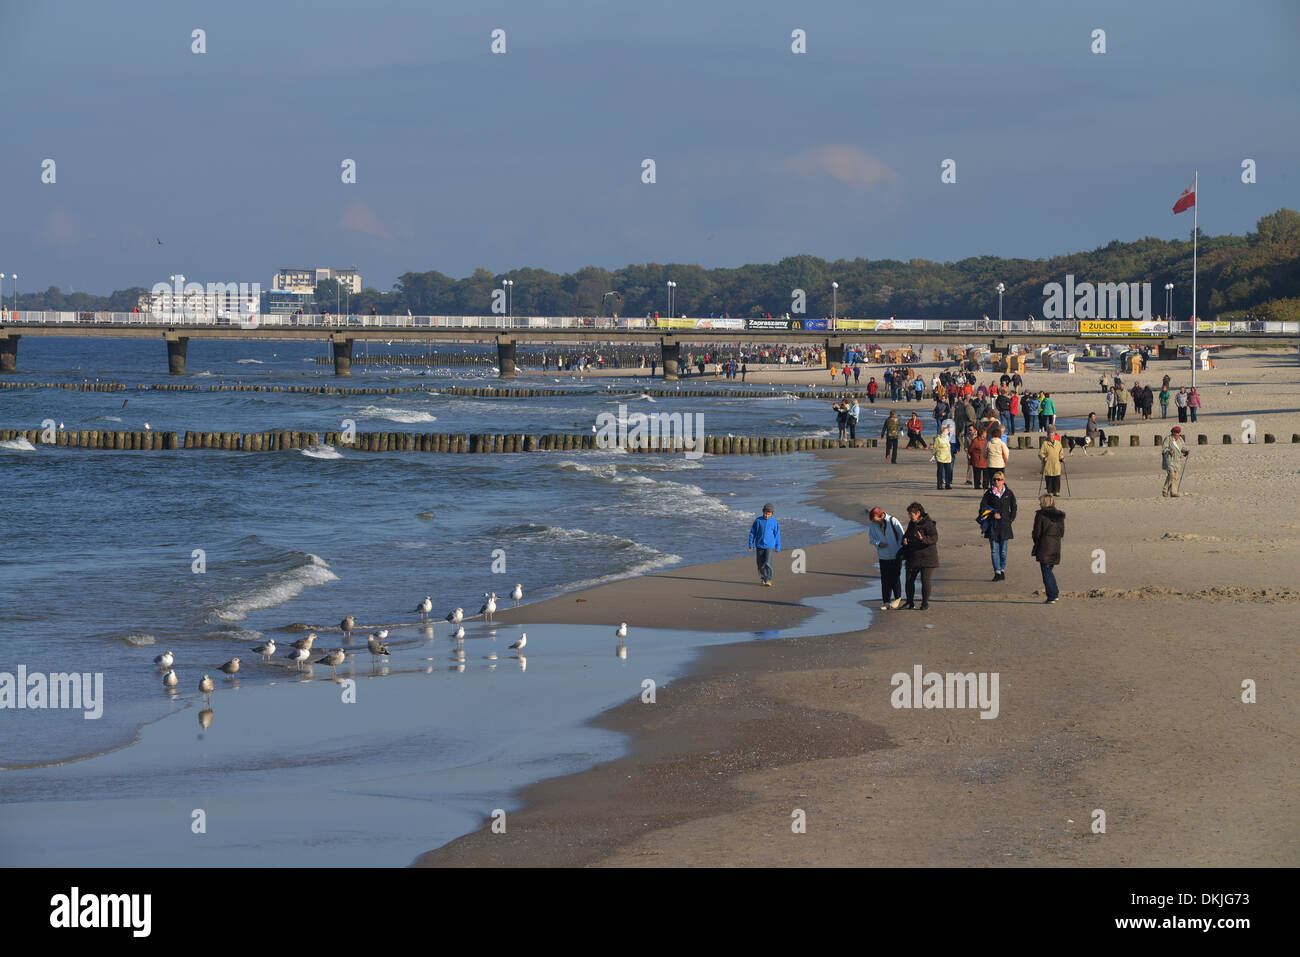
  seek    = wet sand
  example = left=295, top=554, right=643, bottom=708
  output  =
left=417, top=347, right=1300, bottom=867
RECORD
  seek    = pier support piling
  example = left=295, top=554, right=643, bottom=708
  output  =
left=496, top=337, right=517, bottom=379
left=825, top=340, right=845, bottom=370
left=0, top=336, right=18, bottom=374
left=332, top=337, right=354, bottom=376
left=165, top=335, right=188, bottom=375
left=660, top=339, right=680, bottom=381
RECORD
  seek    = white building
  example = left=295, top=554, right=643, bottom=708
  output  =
left=274, top=267, right=361, bottom=295
left=139, top=282, right=261, bottom=322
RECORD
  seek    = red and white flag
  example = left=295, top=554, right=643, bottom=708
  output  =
left=1173, top=180, right=1196, bottom=214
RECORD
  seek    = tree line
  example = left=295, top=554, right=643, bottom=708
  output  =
left=18, top=209, right=1300, bottom=322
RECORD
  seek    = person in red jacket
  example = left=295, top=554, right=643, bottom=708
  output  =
left=867, top=377, right=878, bottom=403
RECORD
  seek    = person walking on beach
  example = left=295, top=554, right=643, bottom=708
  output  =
left=868, top=506, right=906, bottom=610
left=1031, top=493, right=1065, bottom=604
left=1083, top=412, right=1106, bottom=453
left=847, top=397, right=860, bottom=440
left=1159, top=384, right=1171, bottom=418
left=1105, top=386, right=1116, bottom=423
left=933, top=423, right=954, bottom=490
left=985, top=424, right=1010, bottom=489
left=968, top=425, right=990, bottom=488
left=867, top=377, right=878, bottom=403
left=900, top=502, right=938, bottom=611
left=834, top=400, right=849, bottom=441
left=748, top=503, right=781, bottom=586
left=1161, top=426, right=1189, bottom=497
left=881, top=410, right=900, bottom=463
left=1115, top=384, right=1129, bottom=422
left=853, top=365, right=861, bottom=386
left=979, top=471, right=1017, bottom=581
left=1040, top=432, right=1064, bottom=494
left=1024, top=392, right=1039, bottom=433
left=1188, top=387, right=1201, bottom=422
left=1175, top=387, right=1188, bottom=423
left=1041, top=393, right=1057, bottom=431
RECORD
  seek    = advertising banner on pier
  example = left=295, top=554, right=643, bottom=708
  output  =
left=835, top=318, right=925, bottom=331
left=1079, top=320, right=1168, bottom=337
left=660, top=318, right=745, bottom=330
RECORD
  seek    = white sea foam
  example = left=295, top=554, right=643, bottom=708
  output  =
left=0, top=437, right=36, bottom=451
left=90, top=415, right=123, bottom=423
left=356, top=405, right=438, bottom=424
left=121, top=632, right=156, bottom=647
left=301, top=445, right=344, bottom=460
left=562, top=550, right=684, bottom=592
left=236, top=358, right=264, bottom=365
left=214, top=553, right=339, bottom=622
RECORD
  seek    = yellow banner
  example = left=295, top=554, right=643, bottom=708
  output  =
left=1196, top=321, right=1230, bottom=332
left=1079, top=320, right=1168, bottom=337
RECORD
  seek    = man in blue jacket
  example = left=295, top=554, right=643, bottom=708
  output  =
left=867, top=506, right=906, bottom=609
left=748, top=503, right=782, bottom=586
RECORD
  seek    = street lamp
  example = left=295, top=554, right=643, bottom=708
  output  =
left=10, top=273, right=16, bottom=316
left=831, top=281, right=838, bottom=320
left=503, top=279, right=514, bottom=317
left=1165, top=283, right=1174, bottom=321
left=996, top=282, right=1005, bottom=328
left=0, top=275, right=5, bottom=316
left=666, top=281, right=676, bottom=320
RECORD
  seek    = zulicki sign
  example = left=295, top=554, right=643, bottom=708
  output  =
left=1078, top=320, right=1169, bottom=337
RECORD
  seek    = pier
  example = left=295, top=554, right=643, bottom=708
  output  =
left=2, top=311, right=1296, bottom=378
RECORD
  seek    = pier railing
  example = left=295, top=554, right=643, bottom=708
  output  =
left=5, top=311, right=1297, bottom=336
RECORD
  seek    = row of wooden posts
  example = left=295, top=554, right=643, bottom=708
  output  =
left=3, top=428, right=1295, bottom=453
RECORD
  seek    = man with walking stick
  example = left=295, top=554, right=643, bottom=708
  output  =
left=1161, top=426, right=1190, bottom=498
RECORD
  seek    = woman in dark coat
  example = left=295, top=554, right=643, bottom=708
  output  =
left=901, top=501, right=939, bottom=611
left=1030, top=493, right=1066, bottom=603
left=978, top=471, right=1017, bottom=582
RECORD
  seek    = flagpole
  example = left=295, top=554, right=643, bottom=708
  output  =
left=1191, top=170, right=1198, bottom=389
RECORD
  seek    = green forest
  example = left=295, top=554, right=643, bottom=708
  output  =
left=18, top=209, right=1300, bottom=322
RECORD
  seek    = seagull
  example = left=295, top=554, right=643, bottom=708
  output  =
left=479, top=593, right=497, bottom=618
left=198, top=675, right=214, bottom=698
left=616, top=622, right=628, bottom=639
left=375, top=628, right=388, bottom=641
left=163, top=669, right=178, bottom=688
left=219, top=657, right=240, bottom=678
left=286, top=647, right=311, bottom=669
left=316, top=649, right=346, bottom=675
left=340, top=614, right=355, bottom=632
left=510, top=584, right=523, bottom=604
left=508, top=633, right=527, bottom=652
left=445, top=607, right=463, bottom=624
left=367, top=633, right=391, bottom=660
left=252, top=638, right=276, bottom=661
left=153, top=650, right=174, bottom=669
left=291, top=632, right=317, bottom=651
left=453, top=625, right=465, bottom=641
left=415, top=596, right=432, bottom=617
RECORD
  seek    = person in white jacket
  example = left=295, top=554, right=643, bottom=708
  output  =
left=867, top=506, right=906, bottom=610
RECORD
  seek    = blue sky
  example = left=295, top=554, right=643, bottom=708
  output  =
left=2, top=0, right=1297, bottom=295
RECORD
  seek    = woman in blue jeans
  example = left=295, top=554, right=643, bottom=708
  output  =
left=978, top=471, right=1017, bottom=581
left=1031, top=493, right=1065, bottom=603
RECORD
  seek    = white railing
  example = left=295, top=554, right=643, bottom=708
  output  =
left=3, top=311, right=1297, bottom=336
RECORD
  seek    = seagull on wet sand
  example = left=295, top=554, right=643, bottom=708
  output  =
left=291, top=632, right=317, bottom=651
left=415, top=596, right=432, bottom=617
left=616, top=622, right=628, bottom=639
left=510, top=584, right=523, bottom=605
left=445, top=607, right=463, bottom=624
left=340, top=614, right=355, bottom=632
left=286, top=647, right=311, bottom=669
left=199, top=675, right=214, bottom=697
left=368, top=633, right=391, bottom=660
left=153, top=650, right=174, bottom=669
left=479, top=593, right=497, bottom=619
left=316, top=649, right=346, bottom=675
left=219, top=658, right=240, bottom=678
left=508, top=633, right=527, bottom=652
left=252, top=638, right=276, bottom=661
left=163, top=669, right=178, bottom=688
left=375, top=628, right=388, bottom=641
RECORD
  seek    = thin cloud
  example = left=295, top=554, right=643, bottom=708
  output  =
left=783, top=146, right=902, bottom=192
left=339, top=200, right=391, bottom=240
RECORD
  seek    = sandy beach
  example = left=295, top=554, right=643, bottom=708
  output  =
left=418, top=346, right=1300, bottom=867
